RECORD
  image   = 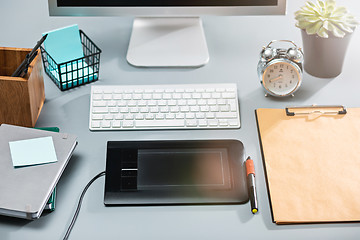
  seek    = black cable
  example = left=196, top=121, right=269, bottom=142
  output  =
left=63, top=171, right=106, bottom=240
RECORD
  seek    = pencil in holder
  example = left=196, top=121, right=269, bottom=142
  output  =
left=40, top=30, right=102, bottom=91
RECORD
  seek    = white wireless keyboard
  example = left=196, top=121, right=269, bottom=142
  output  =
left=89, top=83, right=240, bottom=130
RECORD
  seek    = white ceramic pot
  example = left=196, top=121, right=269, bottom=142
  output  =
left=301, top=29, right=353, bottom=78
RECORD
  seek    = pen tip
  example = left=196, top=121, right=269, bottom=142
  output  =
left=252, top=209, right=258, bottom=214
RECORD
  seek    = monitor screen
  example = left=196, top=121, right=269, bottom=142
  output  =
left=49, top=0, right=286, bottom=16
left=57, top=0, right=278, bottom=7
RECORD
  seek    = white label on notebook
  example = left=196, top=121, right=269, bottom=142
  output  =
left=9, top=136, right=58, bottom=167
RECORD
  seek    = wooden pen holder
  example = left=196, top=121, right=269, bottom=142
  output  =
left=0, top=47, right=45, bottom=127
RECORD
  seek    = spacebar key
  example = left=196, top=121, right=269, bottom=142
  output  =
left=135, top=120, right=185, bottom=128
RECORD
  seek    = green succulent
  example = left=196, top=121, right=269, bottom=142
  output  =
left=295, top=0, right=359, bottom=38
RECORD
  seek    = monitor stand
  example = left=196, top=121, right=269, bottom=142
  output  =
left=126, top=17, right=210, bottom=68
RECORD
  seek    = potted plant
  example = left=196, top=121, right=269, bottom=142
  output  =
left=295, top=0, right=359, bottom=78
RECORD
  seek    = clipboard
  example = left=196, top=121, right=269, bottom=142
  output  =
left=255, top=105, right=360, bottom=224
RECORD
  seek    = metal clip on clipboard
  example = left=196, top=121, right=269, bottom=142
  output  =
left=285, top=105, right=347, bottom=116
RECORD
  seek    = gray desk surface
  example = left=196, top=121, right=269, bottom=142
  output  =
left=1, top=0, right=360, bottom=239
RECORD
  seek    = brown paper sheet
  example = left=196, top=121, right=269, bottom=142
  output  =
left=256, top=108, right=360, bottom=224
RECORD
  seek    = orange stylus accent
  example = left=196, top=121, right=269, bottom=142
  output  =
left=246, top=157, right=255, bottom=176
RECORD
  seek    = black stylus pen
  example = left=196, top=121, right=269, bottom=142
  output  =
left=11, top=34, right=48, bottom=77
left=246, top=156, right=258, bottom=214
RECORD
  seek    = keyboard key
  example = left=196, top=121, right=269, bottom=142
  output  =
left=190, top=106, right=200, bottom=112
left=200, top=106, right=209, bottom=112
left=186, top=113, right=195, bottom=119
left=114, top=114, right=124, bottom=120
left=103, top=94, right=112, bottom=100
left=133, top=94, right=142, bottom=100
left=92, top=114, right=103, bottom=120
left=93, top=107, right=108, bottom=114
left=196, top=112, right=205, bottom=119
left=207, top=99, right=216, bottom=105
left=93, top=101, right=107, bottom=107
left=198, top=119, right=208, bottom=126
left=91, top=121, right=101, bottom=128
left=202, top=93, right=211, bottom=98
left=119, top=107, right=128, bottom=113
left=101, top=121, right=111, bottom=128
left=109, top=108, right=119, bottom=113
left=210, top=106, right=219, bottom=112
left=176, top=113, right=185, bottom=119
left=206, top=88, right=215, bottom=92
left=136, top=120, right=185, bottom=128
left=208, top=120, right=219, bottom=126
left=113, top=94, right=122, bottom=100
left=228, top=120, right=239, bottom=126
left=105, top=114, right=113, bottom=120
left=165, top=113, right=175, bottom=119
left=170, top=106, right=180, bottom=113
left=135, top=114, right=144, bottom=120
left=118, top=100, right=127, bottom=107
left=92, top=94, right=102, bottom=100
left=123, top=121, right=134, bottom=128
left=219, top=120, right=229, bottom=126
left=112, top=121, right=121, bottom=128
left=216, top=112, right=238, bottom=119
left=186, top=120, right=198, bottom=127
left=108, top=101, right=117, bottom=107
left=222, top=92, right=236, bottom=99
left=145, top=113, right=155, bottom=120
left=125, top=114, right=134, bottom=120
left=155, top=113, right=165, bottom=119
left=206, top=112, right=215, bottom=119
left=228, top=99, right=238, bottom=111
left=212, top=93, right=221, bottom=98
left=180, top=106, right=190, bottom=112
left=220, top=105, right=230, bottom=112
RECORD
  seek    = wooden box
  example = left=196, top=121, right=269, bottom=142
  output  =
left=0, top=47, right=45, bottom=127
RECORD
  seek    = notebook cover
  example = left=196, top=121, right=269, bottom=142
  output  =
left=0, top=124, right=77, bottom=219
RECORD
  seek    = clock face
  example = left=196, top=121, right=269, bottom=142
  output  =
left=262, top=61, right=301, bottom=96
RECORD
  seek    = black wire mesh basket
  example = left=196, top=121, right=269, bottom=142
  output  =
left=40, top=30, right=101, bottom=91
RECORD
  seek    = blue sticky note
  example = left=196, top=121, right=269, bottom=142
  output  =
left=43, top=24, right=84, bottom=64
left=9, top=136, right=58, bottom=167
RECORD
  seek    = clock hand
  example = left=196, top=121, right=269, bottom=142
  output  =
left=269, top=74, right=283, bottom=83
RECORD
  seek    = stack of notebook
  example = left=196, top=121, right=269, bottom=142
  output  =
left=0, top=124, right=77, bottom=220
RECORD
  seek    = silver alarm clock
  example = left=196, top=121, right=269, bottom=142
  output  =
left=257, top=40, right=304, bottom=97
